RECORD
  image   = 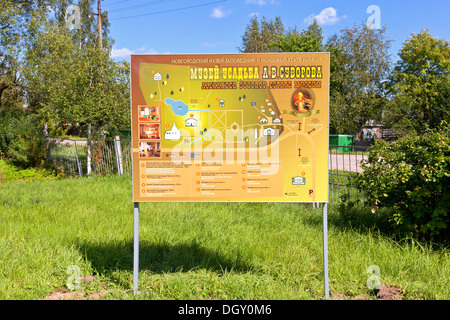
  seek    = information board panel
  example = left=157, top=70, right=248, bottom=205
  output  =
left=131, top=53, right=329, bottom=202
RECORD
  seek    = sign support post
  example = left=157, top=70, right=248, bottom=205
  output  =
left=323, top=202, right=329, bottom=299
left=133, top=201, right=139, bottom=295
left=131, top=202, right=330, bottom=298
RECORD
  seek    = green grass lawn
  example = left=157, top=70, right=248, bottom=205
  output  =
left=0, top=159, right=64, bottom=183
left=0, top=174, right=448, bottom=300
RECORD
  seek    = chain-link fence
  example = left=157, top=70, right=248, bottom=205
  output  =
left=47, top=136, right=131, bottom=176
left=328, top=144, right=370, bottom=202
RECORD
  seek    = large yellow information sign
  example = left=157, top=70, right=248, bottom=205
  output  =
left=131, top=53, right=329, bottom=202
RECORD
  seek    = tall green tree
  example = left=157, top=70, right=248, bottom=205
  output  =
left=24, top=23, right=129, bottom=135
left=386, top=29, right=450, bottom=134
left=327, top=23, right=393, bottom=136
left=25, top=0, right=128, bottom=134
left=0, top=1, right=54, bottom=167
left=0, top=0, right=52, bottom=112
left=272, top=20, right=325, bottom=53
left=239, top=16, right=284, bottom=53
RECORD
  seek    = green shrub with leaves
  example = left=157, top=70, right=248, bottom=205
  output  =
left=0, top=159, right=63, bottom=183
left=0, top=112, right=46, bottom=168
left=354, top=123, right=450, bottom=240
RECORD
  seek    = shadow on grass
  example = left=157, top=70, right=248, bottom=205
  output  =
left=328, top=204, right=393, bottom=235
left=300, top=200, right=393, bottom=237
left=305, top=201, right=450, bottom=248
left=76, top=238, right=254, bottom=276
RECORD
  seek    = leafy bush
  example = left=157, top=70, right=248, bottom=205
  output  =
left=0, top=159, right=64, bottom=183
left=0, top=112, right=46, bottom=168
left=354, top=123, right=450, bottom=240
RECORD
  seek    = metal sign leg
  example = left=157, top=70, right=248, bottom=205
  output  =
left=133, top=202, right=139, bottom=294
left=323, top=202, right=329, bottom=299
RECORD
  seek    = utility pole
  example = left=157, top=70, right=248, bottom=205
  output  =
left=88, top=1, right=107, bottom=175
left=91, top=0, right=107, bottom=49
left=97, top=0, right=102, bottom=48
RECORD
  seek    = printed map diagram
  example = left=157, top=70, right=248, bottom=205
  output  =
left=139, top=63, right=284, bottom=151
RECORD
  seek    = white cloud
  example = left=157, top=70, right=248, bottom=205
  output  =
left=110, top=47, right=158, bottom=59
left=248, top=12, right=259, bottom=17
left=137, top=47, right=158, bottom=55
left=304, top=7, right=346, bottom=26
left=210, top=6, right=232, bottom=18
left=110, top=47, right=134, bottom=59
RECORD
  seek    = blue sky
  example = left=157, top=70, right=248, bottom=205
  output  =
left=103, top=0, right=450, bottom=62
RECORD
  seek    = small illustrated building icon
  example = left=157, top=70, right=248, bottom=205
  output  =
left=185, top=118, right=198, bottom=127
left=272, top=118, right=281, bottom=124
left=260, top=118, right=268, bottom=124
left=219, top=100, right=225, bottom=107
left=154, top=72, right=162, bottom=81
left=165, top=123, right=181, bottom=140
left=292, top=176, right=306, bottom=186
left=263, top=127, right=276, bottom=136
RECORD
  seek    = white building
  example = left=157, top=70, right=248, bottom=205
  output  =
left=165, top=123, right=181, bottom=140
left=260, top=118, right=268, bottom=124
left=263, top=127, right=276, bottom=136
left=292, top=176, right=305, bottom=186
left=185, top=118, right=198, bottom=127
